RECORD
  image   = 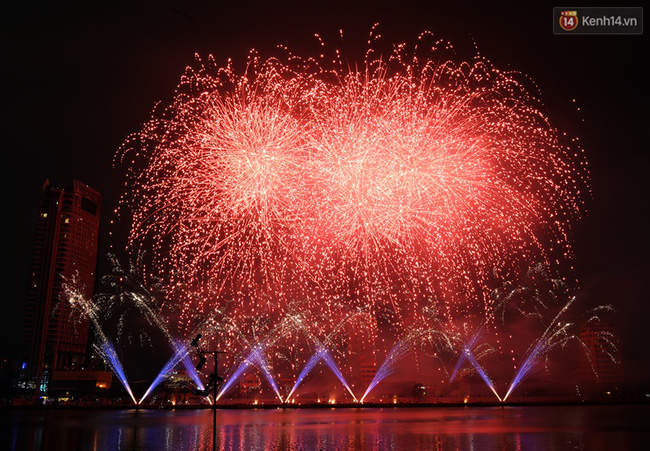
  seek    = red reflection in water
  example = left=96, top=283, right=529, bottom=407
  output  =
left=5, top=406, right=649, bottom=451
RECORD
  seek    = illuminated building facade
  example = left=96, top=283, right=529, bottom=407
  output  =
left=22, top=180, right=101, bottom=394
left=577, top=322, right=624, bottom=392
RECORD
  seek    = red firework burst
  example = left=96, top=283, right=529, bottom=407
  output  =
left=116, top=31, right=588, bottom=336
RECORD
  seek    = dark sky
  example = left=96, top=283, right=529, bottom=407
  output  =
left=1, top=1, right=648, bottom=385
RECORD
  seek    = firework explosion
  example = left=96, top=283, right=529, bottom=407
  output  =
left=117, top=29, right=589, bottom=370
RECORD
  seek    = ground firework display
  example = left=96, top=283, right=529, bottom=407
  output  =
left=116, top=30, right=589, bottom=373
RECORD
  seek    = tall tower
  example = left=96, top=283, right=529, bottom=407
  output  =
left=345, top=311, right=377, bottom=383
left=577, top=321, right=624, bottom=393
left=23, top=180, right=101, bottom=395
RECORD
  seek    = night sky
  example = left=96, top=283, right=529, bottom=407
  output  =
left=2, top=1, right=648, bottom=386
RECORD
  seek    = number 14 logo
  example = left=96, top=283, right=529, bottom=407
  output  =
left=560, top=11, right=579, bottom=31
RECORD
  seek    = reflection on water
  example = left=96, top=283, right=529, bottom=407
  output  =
left=5, top=405, right=650, bottom=450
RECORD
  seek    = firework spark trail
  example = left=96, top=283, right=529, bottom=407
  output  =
left=360, top=338, right=412, bottom=403
left=318, top=347, right=357, bottom=401
left=139, top=340, right=195, bottom=404
left=285, top=345, right=357, bottom=402
left=93, top=340, right=137, bottom=404
left=449, top=328, right=484, bottom=383
left=280, top=309, right=371, bottom=401
left=284, top=344, right=358, bottom=402
left=118, top=31, right=588, bottom=353
left=216, top=343, right=283, bottom=402
left=448, top=324, right=495, bottom=384
left=211, top=312, right=298, bottom=399
left=359, top=322, right=453, bottom=403
left=248, top=347, right=283, bottom=401
left=211, top=311, right=314, bottom=402
left=216, top=358, right=252, bottom=401
left=582, top=305, right=621, bottom=373
left=285, top=349, right=322, bottom=401
left=97, top=254, right=174, bottom=346
left=181, top=350, right=205, bottom=391
left=96, top=257, right=214, bottom=399
left=64, top=280, right=137, bottom=403
left=462, top=347, right=501, bottom=401
left=491, top=262, right=570, bottom=325
left=503, top=297, right=577, bottom=401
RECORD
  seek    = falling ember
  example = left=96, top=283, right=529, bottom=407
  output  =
left=117, top=29, right=588, bottom=344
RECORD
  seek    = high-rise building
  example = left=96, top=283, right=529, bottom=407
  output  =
left=22, top=180, right=101, bottom=395
left=345, top=311, right=377, bottom=381
left=576, top=322, right=624, bottom=392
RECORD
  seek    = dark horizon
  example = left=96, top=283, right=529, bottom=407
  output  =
left=2, top=2, right=648, bottom=388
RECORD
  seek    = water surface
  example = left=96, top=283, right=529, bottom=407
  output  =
left=5, top=405, right=649, bottom=450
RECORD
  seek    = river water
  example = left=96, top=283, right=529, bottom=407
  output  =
left=4, top=405, right=650, bottom=450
